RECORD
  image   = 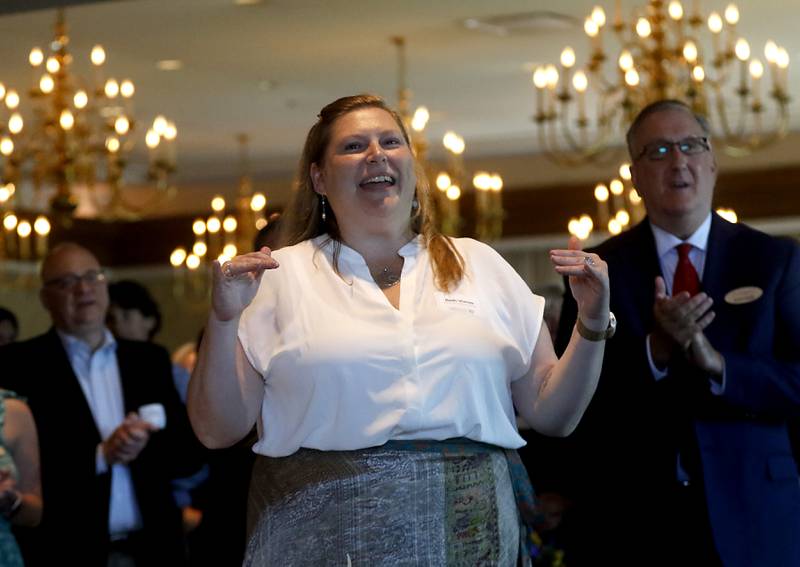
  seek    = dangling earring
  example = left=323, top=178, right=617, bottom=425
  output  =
left=320, top=195, right=327, bottom=222
left=411, top=197, right=419, bottom=211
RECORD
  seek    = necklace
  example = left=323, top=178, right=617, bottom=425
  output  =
left=374, top=266, right=401, bottom=289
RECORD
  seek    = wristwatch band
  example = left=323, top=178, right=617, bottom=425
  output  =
left=576, top=311, right=616, bottom=341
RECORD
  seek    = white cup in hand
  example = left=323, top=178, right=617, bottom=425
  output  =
left=138, top=403, right=166, bottom=430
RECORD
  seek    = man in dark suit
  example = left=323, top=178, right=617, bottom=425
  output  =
left=552, top=100, right=800, bottom=566
left=0, top=243, right=200, bottom=566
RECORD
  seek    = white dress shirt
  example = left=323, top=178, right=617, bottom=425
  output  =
left=59, top=329, right=143, bottom=536
left=239, top=235, right=545, bottom=457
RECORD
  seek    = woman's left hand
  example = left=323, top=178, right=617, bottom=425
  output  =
left=550, top=236, right=610, bottom=324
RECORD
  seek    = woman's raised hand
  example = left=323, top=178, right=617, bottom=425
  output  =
left=212, top=247, right=279, bottom=321
left=550, top=236, right=610, bottom=324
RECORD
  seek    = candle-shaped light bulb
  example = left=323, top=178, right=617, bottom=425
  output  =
left=533, top=67, right=548, bottom=89
left=153, top=115, right=168, bottom=136
left=223, top=216, right=237, bottom=233
left=163, top=122, right=177, bottom=141
left=724, top=4, right=739, bottom=25
left=594, top=183, right=609, bottom=202
left=45, top=57, right=60, bottom=74
left=560, top=46, right=576, bottom=68
left=584, top=17, right=599, bottom=38
left=40, top=74, right=55, bottom=94
left=91, top=45, right=106, bottom=66
left=104, top=78, right=119, bottom=98
left=170, top=247, right=187, bottom=267
left=114, top=116, right=130, bottom=135
left=610, top=179, right=625, bottom=196
left=692, top=65, right=705, bottom=82
left=573, top=70, right=589, bottom=92
left=625, top=69, right=640, bottom=86
left=764, top=40, right=778, bottom=64
left=616, top=210, right=630, bottom=226
left=734, top=38, right=750, bottom=61
left=446, top=185, right=461, bottom=201
left=708, top=12, right=723, bottom=34
left=668, top=1, right=683, bottom=20
left=206, top=217, right=221, bottom=234
left=59, top=109, right=75, bottom=130
left=186, top=254, right=200, bottom=270
left=192, top=219, right=207, bottom=236
left=8, top=113, right=23, bottom=134
left=545, top=65, right=559, bottom=88
left=29, top=47, right=44, bottom=67
left=145, top=129, right=160, bottom=148
left=591, top=6, right=606, bottom=27
left=436, top=173, right=451, bottom=191
left=223, top=244, right=238, bottom=258
left=33, top=216, right=50, bottom=236
left=211, top=196, right=226, bottom=212
left=619, top=50, right=634, bottom=71
left=4, top=90, right=18, bottom=109
left=749, top=59, right=764, bottom=79
left=105, top=137, right=120, bottom=153
left=619, top=163, right=632, bottom=181
left=0, top=138, right=13, bottom=156
left=74, top=90, right=88, bottom=109
left=120, top=80, right=135, bottom=98
left=776, top=47, right=789, bottom=69
left=193, top=241, right=208, bottom=257
left=250, top=193, right=267, bottom=212
left=683, top=41, right=698, bottom=63
left=411, top=106, right=430, bottom=132
left=636, top=17, right=652, bottom=38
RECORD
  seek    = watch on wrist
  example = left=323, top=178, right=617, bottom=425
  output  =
left=577, top=311, right=616, bottom=341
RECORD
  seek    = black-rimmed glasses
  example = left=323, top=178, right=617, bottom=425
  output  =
left=634, top=136, right=710, bottom=162
left=43, top=269, right=107, bottom=291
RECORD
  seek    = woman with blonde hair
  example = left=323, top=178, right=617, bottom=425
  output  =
left=188, top=94, right=612, bottom=565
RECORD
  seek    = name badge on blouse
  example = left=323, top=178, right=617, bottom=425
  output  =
left=435, top=292, right=480, bottom=314
left=724, top=286, right=763, bottom=305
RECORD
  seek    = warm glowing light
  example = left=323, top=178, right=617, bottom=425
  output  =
left=708, top=12, right=723, bottom=34
left=8, top=113, right=23, bottom=135
left=120, top=80, right=135, bottom=98
left=17, top=220, right=32, bottom=238
left=211, top=196, right=226, bottom=212
left=164, top=122, right=177, bottom=141
left=114, top=116, right=130, bottom=135
left=251, top=193, right=267, bottom=211
left=560, top=47, right=576, bottom=68
left=692, top=66, right=706, bottom=82
left=0, top=84, right=5, bottom=100
left=591, top=6, right=606, bottom=27
left=40, top=74, right=55, bottom=94
left=636, top=17, right=652, bottom=38
left=411, top=106, right=430, bottom=132
left=724, top=4, right=740, bottom=25
left=573, top=70, right=588, bottom=93
left=443, top=132, right=465, bottom=154
left=255, top=218, right=267, bottom=230
left=625, top=69, right=640, bottom=86
left=446, top=185, right=461, bottom=200
left=629, top=188, right=642, bottom=205
left=192, top=219, right=206, bottom=235
left=584, top=17, right=599, bottom=37
left=170, top=247, right=187, bottom=266
left=153, top=115, right=168, bottom=136
left=206, top=217, right=221, bottom=233
left=594, top=183, right=609, bottom=202
left=29, top=48, right=44, bottom=67
left=619, top=163, right=631, bottom=181
left=618, top=50, right=634, bottom=72
left=436, top=173, right=451, bottom=191
left=683, top=41, right=698, bottom=64
left=616, top=209, right=630, bottom=226
left=4, top=90, right=19, bottom=109
left=608, top=218, right=622, bottom=234
left=668, top=1, right=684, bottom=20
left=105, top=79, right=120, bottom=98
left=489, top=174, right=503, bottom=191
left=764, top=41, right=779, bottom=64
left=105, top=137, right=120, bottom=153
left=735, top=38, right=750, bottom=62
left=223, top=244, right=238, bottom=258
left=545, top=65, right=559, bottom=88
left=74, top=90, right=88, bottom=109
left=3, top=214, right=18, bottom=231
left=749, top=59, right=764, bottom=79
left=610, top=179, right=624, bottom=195
left=91, top=45, right=106, bottom=66
left=33, top=216, right=51, bottom=236
left=0, top=138, right=13, bottom=156
left=473, top=172, right=491, bottom=191
left=145, top=130, right=160, bottom=148
left=186, top=254, right=201, bottom=270
left=193, top=241, right=208, bottom=257
left=776, top=48, right=789, bottom=69
left=223, top=216, right=237, bottom=232
left=533, top=67, right=548, bottom=89
left=0, top=187, right=10, bottom=203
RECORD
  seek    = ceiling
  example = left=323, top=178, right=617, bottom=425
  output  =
left=1, top=0, right=798, bottom=214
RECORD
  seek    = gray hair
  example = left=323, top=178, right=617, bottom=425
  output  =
left=625, top=99, right=711, bottom=159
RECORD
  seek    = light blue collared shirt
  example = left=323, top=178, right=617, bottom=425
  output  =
left=58, top=329, right=143, bottom=536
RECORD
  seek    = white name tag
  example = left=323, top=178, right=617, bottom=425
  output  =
left=724, top=286, right=763, bottom=305
left=435, top=292, right=481, bottom=314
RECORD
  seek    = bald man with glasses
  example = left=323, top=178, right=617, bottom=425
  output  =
left=0, top=243, right=200, bottom=566
left=545, top=100, right=800, bottom=566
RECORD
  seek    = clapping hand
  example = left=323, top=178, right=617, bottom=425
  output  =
left=550, top=236, right=610, bottom=328
left=213, top=247, right=280, bottom=321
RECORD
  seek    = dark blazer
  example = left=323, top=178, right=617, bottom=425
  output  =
left=0, top=329, right=201, bottom=566
left=551, top=214, right=800, bottom=567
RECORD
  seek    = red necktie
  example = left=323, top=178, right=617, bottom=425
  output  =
left=672, top=243, right=700, bottom=296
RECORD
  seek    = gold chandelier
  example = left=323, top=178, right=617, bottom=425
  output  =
left=0, top=9, right=177, bottom=229
left=532, top=1, right=791, bottom=165
left=392, top=37, right=504, bottom=240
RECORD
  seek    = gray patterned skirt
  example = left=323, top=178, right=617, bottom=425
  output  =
left=244, top=439, right=535, bottom=566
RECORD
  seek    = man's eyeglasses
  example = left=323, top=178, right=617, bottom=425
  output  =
left=43, top=269, right=107, bottom=291
left=634, top=136, right=710, bottom=162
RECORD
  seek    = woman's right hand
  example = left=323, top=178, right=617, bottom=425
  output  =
left=212, top=247, right=280, bottom=321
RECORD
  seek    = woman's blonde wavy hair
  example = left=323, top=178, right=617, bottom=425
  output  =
left=279, top=93, right=464, bottom=291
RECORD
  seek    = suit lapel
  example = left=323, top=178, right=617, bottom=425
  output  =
left=615, top=219, right=663, bottom=338
left=701, top=214, right=735, bottom=347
